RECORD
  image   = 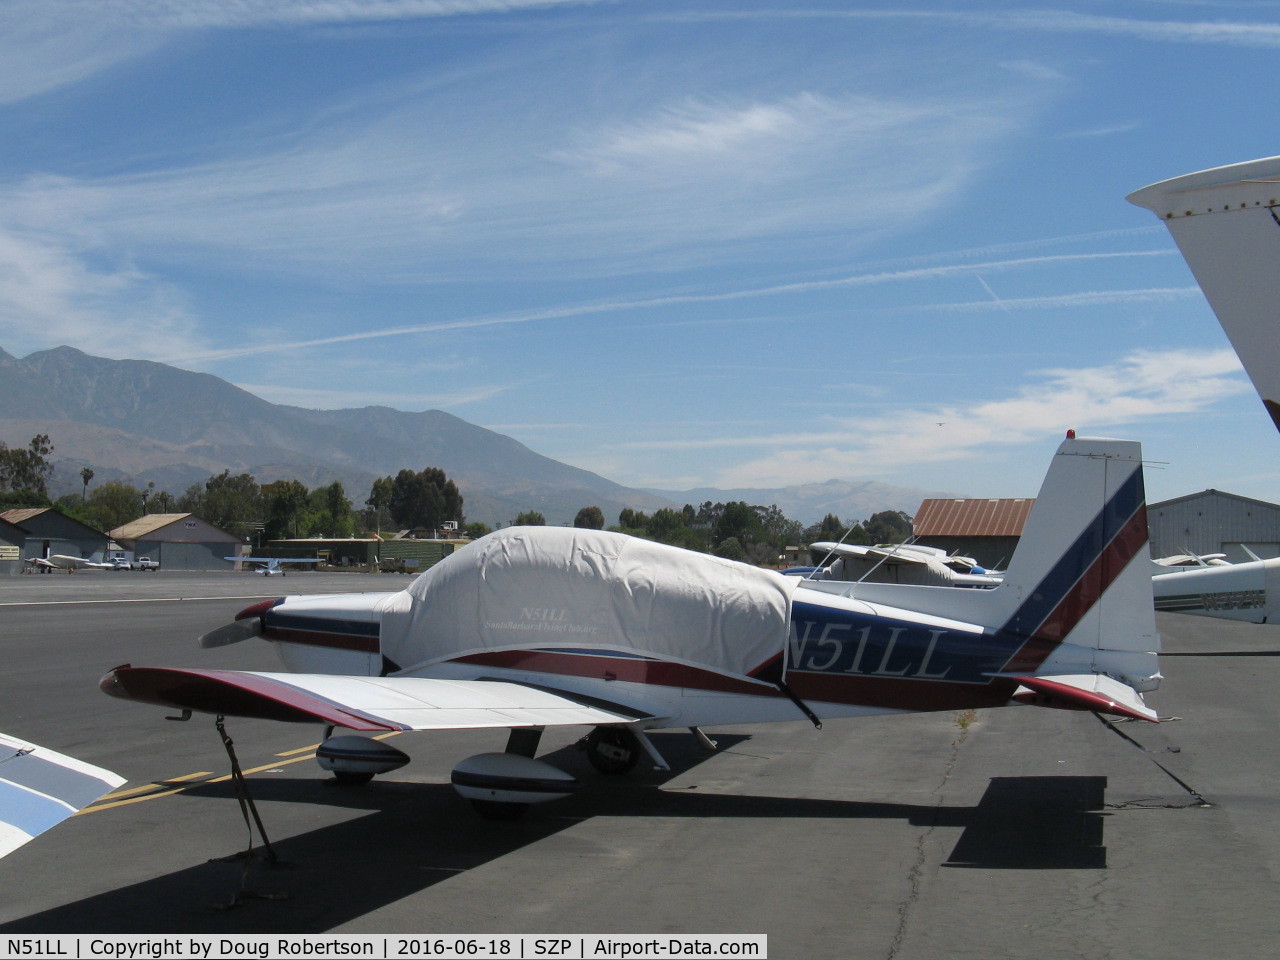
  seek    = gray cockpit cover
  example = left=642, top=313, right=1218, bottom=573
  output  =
left=378, top=526, right=796, bottom=677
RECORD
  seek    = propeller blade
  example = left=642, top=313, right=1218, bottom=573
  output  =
left=199, top=618, right=263, bottom=648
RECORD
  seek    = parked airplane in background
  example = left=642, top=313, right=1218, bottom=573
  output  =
left=104, top=432, right=1161, bottom=820
left=1153, top=556, right=1280, bottom=624
left=1129, top=156, right=1280, bottom=624
left=802, top=541, right=1001, bottom=587
left=24, top=554, right=111, bottom=573
left=1151, top=553, right=1230, bottom=572
left=0, top=732, right=123, bottom=859
left=1129, top=155, right=1280, bottom=433
left=226, top=556, right=324, bottom=576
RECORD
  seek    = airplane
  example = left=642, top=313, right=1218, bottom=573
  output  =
left=1128, top=154, right=1280, bottom=436
left=24, top=554, right=112, bottom=573
left=102, top=431, right=1162, bottom=820
left=1152, top=556, right=1280, bottom=624
left=0, top=731, right=124, bottom=859
left=1128, top=155, right=1280, bottom=624
left=800, top=541, right=1002, bottom=587
left=225, top=556, right=325, bottom=576
left=1151, top=553, right=1230, bottom=571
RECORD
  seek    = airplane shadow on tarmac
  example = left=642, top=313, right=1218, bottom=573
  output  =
left=0, top=734, right=1108, bottom=934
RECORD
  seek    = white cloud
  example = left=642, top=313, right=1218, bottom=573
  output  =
left=636, top=349, right=1252, bottom=488
left=0, top=227, right=207, bottom=360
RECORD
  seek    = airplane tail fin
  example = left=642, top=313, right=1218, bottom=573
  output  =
left=1128, top=157, right=1280, bottom=432
left=847, top=433, right=1161, bottom=714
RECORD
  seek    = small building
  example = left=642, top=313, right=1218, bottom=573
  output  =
left=0, top=507, right=110, bottom=566
left=262, top=537, right=381, bottom=569
left=1147, top=490, right=1280, bottom=562
left=108, top=513, right=242, bottom=570
left=0, top=516, right=29, bottom=576
left=263, top=536, right=468, bottom=573
left=911, top=498, right=1035, bottom=571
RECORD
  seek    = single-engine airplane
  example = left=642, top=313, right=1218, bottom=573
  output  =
left=24, top=554, right=111, bottom=573
left=226, top=556, right=324, bottom=576
left=103, top=432, right=1161, bottom=819
left=0, top=732, right=123, bottom=859
left=802, top=541, right=1001, bottom=587
left=1128, top=154, right=1280, bottom=624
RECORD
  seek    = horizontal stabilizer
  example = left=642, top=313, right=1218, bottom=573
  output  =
left=101, top=666, right=650, bottom=732
left=0, top=733, right=125, bottom=860
left=1009, top=674, right=1158, bottom=722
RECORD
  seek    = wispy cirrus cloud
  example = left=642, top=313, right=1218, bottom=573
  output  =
left=0, top=0, right=599, bottom=104
left=628, top=348, right=1251, bottom=488
left=0, top=226, right=207, bottom=360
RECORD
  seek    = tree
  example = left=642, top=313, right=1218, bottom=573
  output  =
left=263, top=480, right=309, bottom=540
left=863, top=510, right=913, bottom=545
left=366, top=476, right=394, bottom=534
left=803, top=513, right=847, bottom=544
left=313, top=480, right=354, bottom=538
left=189, top=470, right=261, bottom=535
left=0, top=434, right=54, bottom=499
left=715, top=501, right=760, bottom=547
left=384, top=467, right=463, bottom=530
left=83, top=481, right=145, bottom=532
left=574, top=506, right=605, bottom=529
left=79, top=467, right=94, bottom=502
left=714, top=537, right=746, bottom=562
left=464, top=521, right=492, bottom=539
left=513, top=510, right=545, bottom=526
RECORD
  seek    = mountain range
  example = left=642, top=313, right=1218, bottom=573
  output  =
left=0, top=346, right=960, bottom=526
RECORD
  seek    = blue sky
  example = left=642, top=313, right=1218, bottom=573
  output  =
left=2, top=1, right=1279, bottom=505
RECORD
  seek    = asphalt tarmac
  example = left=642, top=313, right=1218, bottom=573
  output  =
left=0, top=570, right=1276, bottom=957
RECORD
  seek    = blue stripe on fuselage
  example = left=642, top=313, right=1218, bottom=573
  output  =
left=264, top=611, right=380, bottom=638
left=787, top=599, right=1011, bottom=684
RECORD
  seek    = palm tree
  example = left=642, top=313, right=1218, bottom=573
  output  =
left=79, top=467, right=94, bottom=502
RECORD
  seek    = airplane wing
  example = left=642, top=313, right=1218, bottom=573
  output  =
left=0, top=733, right=125, bottom=859
left=101, top=666, right=654, bottom=732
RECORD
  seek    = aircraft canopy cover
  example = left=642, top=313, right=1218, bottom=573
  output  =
left=379, top=526, right=796, bottom=678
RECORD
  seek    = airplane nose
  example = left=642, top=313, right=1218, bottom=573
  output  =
left=235, top=598, right=281, bottom=621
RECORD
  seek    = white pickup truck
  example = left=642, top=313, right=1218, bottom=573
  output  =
left=113, top=557, right=159, bottom=570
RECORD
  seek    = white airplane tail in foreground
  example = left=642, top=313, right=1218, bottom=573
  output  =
left=1128, top=156, right=1280, bottom=433
left=103, top=432, right=1160, bottom=818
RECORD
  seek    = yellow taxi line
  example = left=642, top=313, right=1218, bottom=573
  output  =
left=79, top=731, right=404, bottom=813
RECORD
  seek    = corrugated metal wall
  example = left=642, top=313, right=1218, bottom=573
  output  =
left=1147, top=491, right=1280, bottom=561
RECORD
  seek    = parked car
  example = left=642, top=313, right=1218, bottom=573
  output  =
left=134, top=557, right=160, bottom=571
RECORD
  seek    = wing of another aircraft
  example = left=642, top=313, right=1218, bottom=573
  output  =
left=0, top=733, right=125, bottom=859
left=102, top=667, right=654, bottom=732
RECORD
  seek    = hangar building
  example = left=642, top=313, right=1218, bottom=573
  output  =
left=0, top=507, right=110, bottom=569
left=911, top=498, right=1035, bottom=571
left=108, top=513, right=241, bottom=570
left=0, top=516, right=29, bottom=575
left=1147, top=490, right=1280, bottom=562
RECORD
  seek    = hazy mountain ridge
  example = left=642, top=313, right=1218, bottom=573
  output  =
left=0, top=347, right=957, bottom=525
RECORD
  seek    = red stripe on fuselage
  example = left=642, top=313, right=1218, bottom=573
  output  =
left=451, top=648, right=782, bottom=698
left=786, top=671, right=1020, bottom=713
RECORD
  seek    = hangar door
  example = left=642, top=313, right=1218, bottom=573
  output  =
left=141, top=541, right=231, bottom=570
